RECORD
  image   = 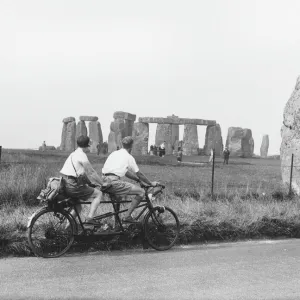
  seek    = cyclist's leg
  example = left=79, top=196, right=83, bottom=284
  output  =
left=87, top=188, right=102, bottom=219
left=123, top=186, right=145, bottom=219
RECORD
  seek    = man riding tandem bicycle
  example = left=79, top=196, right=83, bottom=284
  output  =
left=27, top=136, right=180, bottom=258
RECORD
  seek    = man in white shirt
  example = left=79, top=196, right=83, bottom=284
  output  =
left=102, top=136, right=159, bottom=223
left=60, top=135, right=103, bottom=225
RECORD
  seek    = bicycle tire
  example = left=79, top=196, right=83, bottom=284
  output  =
left=27, top=207, right=75, bottom=258
left=143, top=206, right=180, bottom=251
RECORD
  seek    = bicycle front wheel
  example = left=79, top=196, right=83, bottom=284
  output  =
left=27, top=207, right=75, bottom=258
left=144, top=206, right=180, bottom=251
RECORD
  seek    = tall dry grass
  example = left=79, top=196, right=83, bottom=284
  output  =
left=1, top=151, right=298, bottom=256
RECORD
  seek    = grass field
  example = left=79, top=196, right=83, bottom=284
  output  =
left=1, top=148, right=299, bottom=257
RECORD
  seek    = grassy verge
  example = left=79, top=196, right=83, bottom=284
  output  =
left=1, top=150, right=298, bottom=257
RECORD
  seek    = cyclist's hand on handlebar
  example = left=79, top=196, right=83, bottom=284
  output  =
left=151, top=181, right=160, bottom=187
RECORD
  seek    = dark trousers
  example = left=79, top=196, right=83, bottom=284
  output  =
left=223, top=157, right=229, bottom=164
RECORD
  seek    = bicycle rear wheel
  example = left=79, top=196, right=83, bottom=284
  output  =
left=27, top=207, right=75, bottom=258
left=144, top=206, right=180, bottom=251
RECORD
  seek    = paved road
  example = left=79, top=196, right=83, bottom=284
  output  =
left=1, top=239, right=300, bottom=300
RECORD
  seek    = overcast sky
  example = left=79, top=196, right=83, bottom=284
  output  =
left=1, top=0, right=300, bottom=154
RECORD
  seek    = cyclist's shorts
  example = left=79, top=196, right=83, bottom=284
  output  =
left=102, top=175, right=136, bottom=196
left=64, top=178, right=95, bottom=200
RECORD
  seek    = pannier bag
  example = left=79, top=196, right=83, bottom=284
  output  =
left=37, top=177, right=65, bottom=202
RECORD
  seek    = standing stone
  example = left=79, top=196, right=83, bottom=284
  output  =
left=242, top=130, right=254, bottom=157
left=167, top=115, right=180, bottom=150
left=260, top=135, right=269, bottom=158
left=89, top=121, right=103, bottom=153
left=281, top=76, right=300, bottom=194
left=132, top=122, right=149, bottom=155
left=108, top=111, right=136, bottom=153
left=76, top=121, right=87, bottom=139
left=226, top=127, right=254, bottom=157
left=108, top=119, right=126, bottom=152
left=182, top=124, right=199, bottom=156
left=60, top=123, right=67, bottom=151
left=204, top=124, right=223, bottom=156
left=155, top=124, right=173, bottom=155
left=65, top=121, right=76, bottom=151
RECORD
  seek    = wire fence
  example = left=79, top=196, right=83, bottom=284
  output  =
left=208, top=149, right=293, bottom=199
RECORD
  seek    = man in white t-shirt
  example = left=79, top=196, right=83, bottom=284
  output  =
left=102, top=136, right=159, bottom=223
left=60, top=135, right=103, bottom=226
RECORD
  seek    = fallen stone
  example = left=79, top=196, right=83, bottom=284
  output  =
left=204, top=124, right=223, bottom=156
left=79, top=116, right=98, bottom=122
left=260, top=135, right=269, bottom=158
left=39, top=146, right=56, bottom=151
left=183, top=124, right=199, bottom=156
left=63, top=117, right=75, bottom=123
left=281, top=76, right=300, bottom=194
left=132, top=122, right=149, bottom=155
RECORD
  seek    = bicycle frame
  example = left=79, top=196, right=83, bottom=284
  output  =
left=65, top=189, right=156, bottom=236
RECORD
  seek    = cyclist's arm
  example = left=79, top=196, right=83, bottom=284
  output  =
left=125, top=170, right=154, bottom=186
left=136, top=171, right=155, bottom=186
left=125, top=170, right=139, bottom=181
left=82, top=161, right=103, bottom=186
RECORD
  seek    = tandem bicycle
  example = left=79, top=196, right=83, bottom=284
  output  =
left=27, top=183, right=180, bottom=258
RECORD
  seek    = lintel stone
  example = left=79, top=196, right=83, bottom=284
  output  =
left=79, top=116, right=98, bottom=122
left=113, top=111, right=136, bottom=121
left=138, top=117, right=216, bottom=126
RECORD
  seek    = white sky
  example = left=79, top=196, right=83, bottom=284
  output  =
left=1, top=0, right=300, bottom=154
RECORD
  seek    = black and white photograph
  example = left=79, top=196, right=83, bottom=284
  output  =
left=1, top=0, right=300, bottom=299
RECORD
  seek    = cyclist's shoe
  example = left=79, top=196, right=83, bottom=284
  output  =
left=122, top=216, right=140, bottom=224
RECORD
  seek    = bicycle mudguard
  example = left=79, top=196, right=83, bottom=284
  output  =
left=27, top=207, right=47, bottom=228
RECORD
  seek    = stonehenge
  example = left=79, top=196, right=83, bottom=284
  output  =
left=281, top=75, right=300, bottom=194
left=225, top=127, right=254, bottom=157
left=260, top=135, right=269, bottom=158
left=60, top=116, right=103, bottom=153
left=58, top=111, right=258, bottom=159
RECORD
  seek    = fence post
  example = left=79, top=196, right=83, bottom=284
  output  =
left=211, top=148, right=215, bottom=199
left=289, top=153, right=294, bottom=196
left=0, top=146, right=2, bottom=164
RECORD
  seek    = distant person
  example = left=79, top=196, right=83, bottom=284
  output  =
left=208, top=148, right=214, bottom=164
left=160, top=141, right=166, bottom=157
left=177, top=147, right=183, bottom=163
left=96, top=142, right=101, bottom=156
left=149, top=145, right=154, bottom=156
left=116, top=146, right=120, bottom=150
left=223, top=147, right=230, bottom=165
left=153, top=145, right=158, bottom=156
left=42, top=141, right=46, bottom=151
